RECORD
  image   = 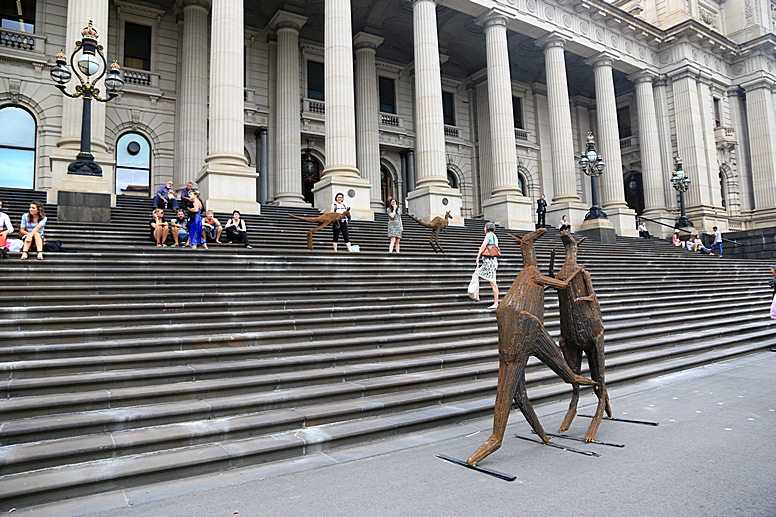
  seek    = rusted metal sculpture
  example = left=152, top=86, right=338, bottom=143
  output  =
left=407, top=211, right=452, bottom=253
left=549, top=230, right=611, bottom=442
left=288, top=210, right=350, bottom=251
left=467, top=228, right=596, bottom=466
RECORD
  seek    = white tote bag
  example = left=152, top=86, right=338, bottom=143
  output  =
left=467, top=272, right=479, bottom=299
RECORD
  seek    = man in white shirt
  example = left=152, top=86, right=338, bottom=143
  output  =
left=0, top=199, right=13, bottom=242
left=692, top=235, right=711, bottom=253
left=710, top=226, right=722, bottom=256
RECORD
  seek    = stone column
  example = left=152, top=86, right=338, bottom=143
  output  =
left=266, top=33, right=278, bottom=202
left=353, top=32, right=384, bottom=212
left=653, top=76, right=676, bottom=211
left=671, top=68, right=717, bottom=231
left=590, top=54, right=637, bottom=236
left=257, top=127, right=268, bottom=203
left=312, top=0, right=374, bottom=220
left=744, top=79, right=776, bottom=226
left=728, top=87, right=754, bottom=215
left=176, top=0, right=210, bottom=188
left=537, top=34, right=588, bottom=231
left=632, top=72, right=670, bottom=236
left=197, top=0, right=259, bottom=213
left=268, top=12, right=307, bottom=206
left=49, top=0, right=113, bottom=203
left=405, top=0, right=462, bottom=225
left=480, top=13, right=531, bottom=230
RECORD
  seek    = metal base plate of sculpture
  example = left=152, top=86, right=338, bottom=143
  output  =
left=548, top=230, right=612, bottom=443
left=288, top=210, right=350, bottom=251
left=407, top=211, right=452, bottom=253
left=466, top=228, right=596, bottom=467
left=436, top=454, right=516, bottom=481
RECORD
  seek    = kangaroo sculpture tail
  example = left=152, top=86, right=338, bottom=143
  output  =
left=287, top=213, right=322, bottom=224
left=407, top=213, right=434, bottom=228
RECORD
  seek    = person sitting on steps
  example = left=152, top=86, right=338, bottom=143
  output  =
left=224, top=210, right=253, bottom=248
left=202, top=210, right=223, bottom=244
left=20, top=201, right=47, bottom=260
left=558, top=215, right=571, bottom=232
left=149, top=209, right=170, bottom=247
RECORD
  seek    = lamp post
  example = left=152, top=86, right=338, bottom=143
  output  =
left=578, top=131, right=608, bottom=221
left=670, top=155, right=692, bottom=228
left=50, top=20, right=124, bottom=176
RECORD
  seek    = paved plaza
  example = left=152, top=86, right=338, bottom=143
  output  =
left=17, top=351, right=774, bottom=517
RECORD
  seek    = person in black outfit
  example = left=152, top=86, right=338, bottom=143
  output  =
left=224, top=210, right=253, bottom=248
left=536, top=194, right=547, bottom=228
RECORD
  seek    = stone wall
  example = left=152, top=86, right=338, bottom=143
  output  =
left=723, top=227, right=776, bottom=260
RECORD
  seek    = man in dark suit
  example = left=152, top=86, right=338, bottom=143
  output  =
left=536, top=194, right=547, bottom=228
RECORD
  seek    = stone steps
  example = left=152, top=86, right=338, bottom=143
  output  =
left=0, top=186, right=773, bottom=512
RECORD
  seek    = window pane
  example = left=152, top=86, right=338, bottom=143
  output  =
left=1, top=0, right=35, bottom=32
left=379, top=77, right=395, bottom=114
left=116, top=167, right=150, bottom=196
left=617, top=106, right=632, bottom=139
left=124, top=22, right=152, bottom=70
left=442, top=91, right=455, bottom=126
left=513, top=97, right=523, bottom=129
left=307, top=61, right=324, bottom=101
left=0, top=106, right=35, bottom=148
left=116, top=133, right=150, bottom=168
left=0, top=148, right=34, bottom=189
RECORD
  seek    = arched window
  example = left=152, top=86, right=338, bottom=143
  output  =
left=517, top=173, right=527, bottom=196
left=301, top=152, right=321, bottom=205
left=447, top=169, right=458, bottom=189
left=115, top=132, right=151, bottom=196
left=0, top=106, right=36, bottom=189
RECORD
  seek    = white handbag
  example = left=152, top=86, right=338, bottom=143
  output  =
left=467, top=272, right=479, bottom=299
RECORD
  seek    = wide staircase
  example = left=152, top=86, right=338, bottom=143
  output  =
left=1, top=187, right=774, bottom=511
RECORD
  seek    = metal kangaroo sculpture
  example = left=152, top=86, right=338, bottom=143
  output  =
left=407, top=211, right=452, bottom=253
left=288, top=210, right=350, bottom=251
left=467, top=228, right=596, bottom=466
left=549, top=230, right=611, bottom=442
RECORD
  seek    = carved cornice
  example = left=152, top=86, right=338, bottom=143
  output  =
left=115, top=0, right=166, bottom=20
left=266, top=11, right=307, bottom=32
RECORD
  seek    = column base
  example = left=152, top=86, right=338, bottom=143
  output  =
left=197, top=163, right=261, bottom=215
left=546, top=201, right=590, bottom=233
left=313, top=174, right=374, bottom=221
left=750, top=206, right=776, bottom=229
left=48, top=149, right=116, bottom=205
left=482, top=194, right=533, bottom=231
left=578, top=218, right=617, bottom=244
left=406, top=186, right=463, bottom=227
left=685, top=205, right=729, bottom=234
left=602, top=203, right=638, bottom=237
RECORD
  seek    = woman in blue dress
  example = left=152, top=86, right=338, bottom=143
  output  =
left=186, top=190, right=207, bottom=249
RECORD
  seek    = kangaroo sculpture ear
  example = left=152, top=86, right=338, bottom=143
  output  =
left=507, top=232, right=522, bottom=244
left=577, top=236, right=587, bottom=247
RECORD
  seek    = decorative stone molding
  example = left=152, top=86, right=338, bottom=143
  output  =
left=8, top=79, right=21, bottom=103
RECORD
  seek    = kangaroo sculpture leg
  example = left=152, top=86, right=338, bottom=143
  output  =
left=558, top=337, right=584, bottom=433
left=306, top=223, right=331, bottom=251
left=582, top=332, right=611, bottom=442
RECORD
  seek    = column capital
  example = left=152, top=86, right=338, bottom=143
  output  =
left=266, top=10, right=307, bottom=32
left=628, top=71, right=655, bottom=85
left=653, top=75, right=668, bottom=88
left=182, top=0, right=210, bottom=10
left=667, top=65, right=700, bottom=82
left=404, top=0, right=437, bottom=5
left=741, top=77, right=776, bottom=92
left=585, top=53, right=614, bottom=69
left=536, top=32, right=566, bottom=50
left=353, top=32, right=384, bottom=51
left=476, top=9, right=510, bottom=29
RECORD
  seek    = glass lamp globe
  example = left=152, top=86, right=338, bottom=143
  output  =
left=105, top=70, right=124, bottom=93
left=78, top=53, right=100, bottom=76
left=586, top=149, right=597, bottom=163
left=51, top=64, right=72, bottom=84
left=579, top=156, right=589, bottom=169
left=595, top=157, right=605, bottom=172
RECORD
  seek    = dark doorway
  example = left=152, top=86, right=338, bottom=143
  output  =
left=301, top=152, right=321, bottom=205
left=381, top=167, right=393, bottom=207
left=624, top=172, right=644, bottom=215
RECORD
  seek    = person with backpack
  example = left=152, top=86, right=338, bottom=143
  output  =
left=474, top=222, right=500, bottom=309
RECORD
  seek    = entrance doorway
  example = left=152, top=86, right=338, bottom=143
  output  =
left=381, top=166, right=393, bottom=207
left=624, top=172, right=644, bottom=215
left=301, top=152, right=321, bottom=205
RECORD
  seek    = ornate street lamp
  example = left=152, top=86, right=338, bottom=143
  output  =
left=579, top=131, right=607, bottom=221
left=670, top=155, right=692, bottom=228
left=50, top=20, right=124, bottom=176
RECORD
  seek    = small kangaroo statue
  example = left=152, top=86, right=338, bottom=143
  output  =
left=467, top=228, right=595, bottom=466
left=288, top=210, right=350, bottom=251
left=407, top=211, right=452, bottom=253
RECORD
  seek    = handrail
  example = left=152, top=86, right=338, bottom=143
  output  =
left=639, top=215, right=742, bottom=246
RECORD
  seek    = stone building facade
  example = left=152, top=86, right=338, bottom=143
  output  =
left=0, top=0, right=774, bottom=235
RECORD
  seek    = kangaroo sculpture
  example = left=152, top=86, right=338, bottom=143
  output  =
left=407, top=211, right=452, bottom=253
left=288, top=210, right=350, bottom=251
left=467, top=228, right=596, bottom=466
left=549, top=230, right=611, bottom=442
